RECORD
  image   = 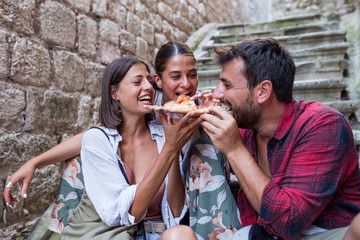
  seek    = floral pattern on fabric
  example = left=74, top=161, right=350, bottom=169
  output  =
left=183, top=135, right=242, bottom=240
left=48, top=156, right=84, bottom=233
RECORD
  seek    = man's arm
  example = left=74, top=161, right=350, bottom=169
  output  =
left=200, top=107, right=270, bottom=212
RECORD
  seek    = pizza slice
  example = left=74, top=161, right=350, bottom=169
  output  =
left=143, top=94, right=211, bottom=115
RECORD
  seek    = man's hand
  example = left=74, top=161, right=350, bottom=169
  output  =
left=200, top=106, right=243, bottom=155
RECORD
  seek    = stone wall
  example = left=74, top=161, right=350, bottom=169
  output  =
left=0, top=0, right=244, bottom=238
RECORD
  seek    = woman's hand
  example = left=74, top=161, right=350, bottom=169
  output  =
left=158, top=111, right=202, bottom=152
left=3, top=160, right=36, bottom=207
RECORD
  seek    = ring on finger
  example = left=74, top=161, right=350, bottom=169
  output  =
left=5, top=181, right=13, bottom=189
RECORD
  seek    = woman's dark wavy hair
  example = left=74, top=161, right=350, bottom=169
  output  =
left=214, top=38, right=296, bottom=103
left=99, top=57, right=153, bottom=129
left=155, top=40, right=196, bottom=78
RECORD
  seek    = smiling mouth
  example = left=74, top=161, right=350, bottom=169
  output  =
left=139, top=96, right=152, bottom=104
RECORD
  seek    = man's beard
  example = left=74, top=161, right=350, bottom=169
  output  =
left=232, top=94, right=261, bottom=129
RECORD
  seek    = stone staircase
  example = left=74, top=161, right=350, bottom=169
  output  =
left=188, top=13, right=360, bottom=154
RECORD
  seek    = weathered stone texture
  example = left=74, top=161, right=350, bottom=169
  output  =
left=53, top=51, right=85, bottom=92
left=77, top=95, right=93, bottom=129
left=92, top=0, right=107, bottom=17
left=0, top=30, right=8, bottom=79
left=135, top=2, right=151, bottom=22
left=173, top=12, right=193, bottom=33
left=39, top=1, right=76, bottom=48
left=99, top=41, right=121, bottom=65
left=100, top=19, right=120, bottom=46
left=109, top=2, right=127, bottom=28
left=65, top=0, right=91, bottom=12
left=140, top=0, right=157, bottom=12
left=136, top=37, right=148, bottom=60
left=141, top=21, right=155, bottom=45
left=85, top=62, right=105, bottom=97
left=0, top=0, right=36, bottom=35
left=158, top=2, right=173, bottom=22
left=120, top=29, right=137, bottom=53
left=11, top=38, right=51, bottom=87
left=151, top=13, right=163, bottom=32
left=77, top=14, right=97, bottom=57
left=0, top=83, right=26, bottom=120
left=155, top=33, right=168, bottom=49
left=126, top=12, right=141, bottom=36
left=25, top=89, right=79, bottom=134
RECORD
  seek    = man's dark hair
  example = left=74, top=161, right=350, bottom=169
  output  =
left=215, top=38, right=295, bottom=103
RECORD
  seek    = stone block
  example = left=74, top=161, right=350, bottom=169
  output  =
left=92, top=0, right=107, bottom=17
left=0, top=0, right=36, bottom=35
left=11, top=38, right=51, bottom=87
left=151, top=13, right=162, bottom=32
left=25, top=88, right=79, bottom=133
left=0, top=82, right=25, bottom=120
left=85, top=62, right=105, bottom=97
left=135, top=1, right=151, bottom=21
left=173, top=12, right=193, bottom=33
left=127, top=12, right=141, bottom=36
left=141, top=21, right=154, bottom=45
left=162, top=20, right=175, bottom=39
left=39, top=1, right=76, bottom=48
left=99, top=41, right=121, bottom=65
left=163, top=0, right=180, bottom=11
left=197, top=3, right=206, bottom=18
left=0, top=30, right=8, bottom=79
left=155, top=33, right=168, bottom=49
left=174, top=29, right=188, bottom=42
left=65, top=0, right=91, bottom=12
left=77, top=14, right=97, bottom=57
left=77, top=95, right=92, bottom=129
left=158, top=3, right=173, bottom=22
left=53, top=50, right=85, bottom=92
left=188, top=5, right=198, bottom=24
left=136, top=37, right=148, bottom=60
left=100, top=19, right=120, bottom=46
left=109, top=2, right=127, bottom=28
left=90, top=97, right=101, bottom=126
left=120, top=29, right=136, bottom=53
left=179, top=0, right=189, bottom=18
left=140, top=0, right=157, bottom=12
left=187, top=0, right=200, bottom=9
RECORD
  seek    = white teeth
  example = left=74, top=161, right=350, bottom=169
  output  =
left=139, top=96, right=151, bottom=101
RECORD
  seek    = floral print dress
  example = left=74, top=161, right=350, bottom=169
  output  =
left=183, top=133, right=242, bottom=240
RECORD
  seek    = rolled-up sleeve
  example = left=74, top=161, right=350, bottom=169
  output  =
left=81, top=129, right=146, bottom=227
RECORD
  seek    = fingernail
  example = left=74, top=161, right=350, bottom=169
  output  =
left=23, top=193, right=27, bottom=198
left=6, top=202, right=13, bottom=209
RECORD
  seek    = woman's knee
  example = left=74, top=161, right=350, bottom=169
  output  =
left=160, top=225, right=196, bottom=240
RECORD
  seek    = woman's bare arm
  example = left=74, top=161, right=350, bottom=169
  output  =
left=3, top=132, right=84, bottom=207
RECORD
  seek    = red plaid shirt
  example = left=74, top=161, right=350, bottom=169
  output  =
left=238, top=100, right=360, bottom=239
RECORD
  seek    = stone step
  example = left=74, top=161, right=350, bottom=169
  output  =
left=217, top=13, right=322, bottom=34
left=212, top=21, right=341, bottom=43
left=291, top=42, right=349, bottom=63
left=293, top=78, right=348, bottom=102
left=202, top=30, right=347, bottom=54
left=323, top=100, right=359, bottom=119
left=295, top=59, right=348, bottom=81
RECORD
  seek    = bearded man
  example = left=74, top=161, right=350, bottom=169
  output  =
left=200, top=38, right=360, bottom=240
